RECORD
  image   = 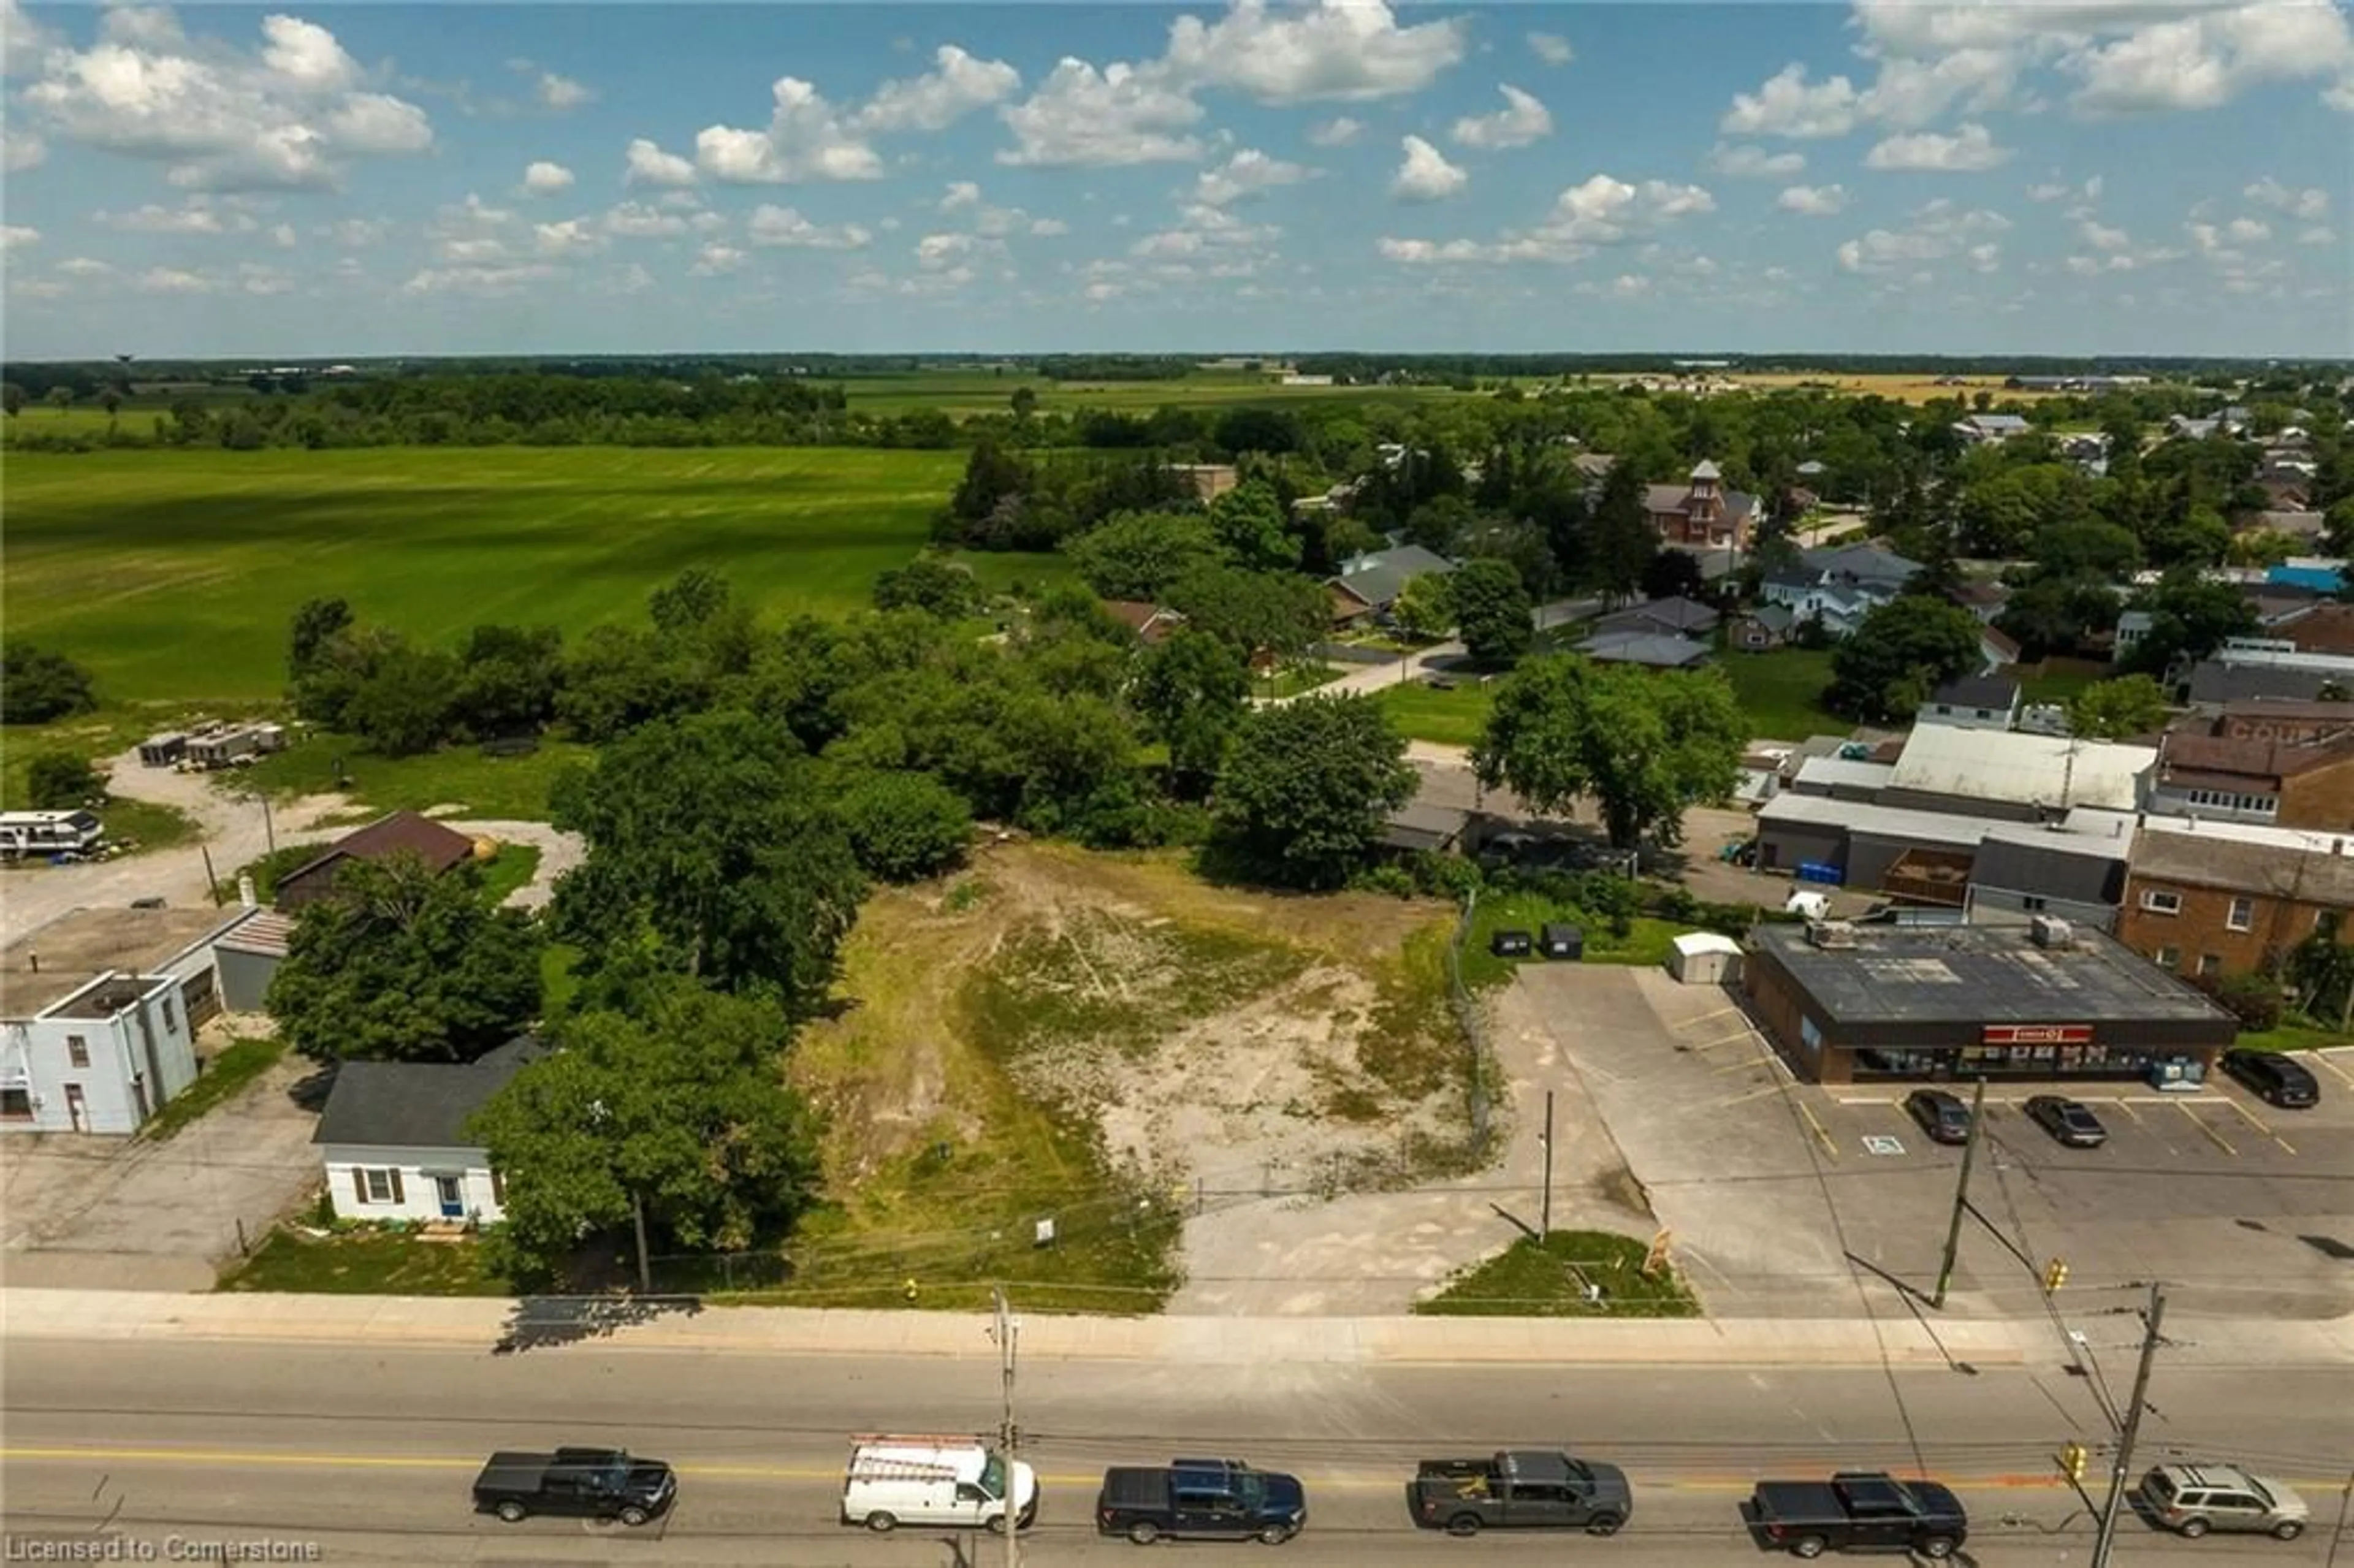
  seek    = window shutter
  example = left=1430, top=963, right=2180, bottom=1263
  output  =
left=351, top=1168, right=368, bottom=1206
left=389, top=1168, right=406, bottom=1205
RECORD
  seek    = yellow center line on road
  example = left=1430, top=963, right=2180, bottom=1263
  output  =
left=1797, top=1101, right=1840, bottom=1161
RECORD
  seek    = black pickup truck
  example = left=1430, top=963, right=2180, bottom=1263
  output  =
left=1740, top=1471, right=1967, bottom=1559
left=1097, top=1458, right=1307, bottom=1545
left=1407, top=1450, right=1632, bottom=1537
left=473, top=1447, right=677, bottom=1527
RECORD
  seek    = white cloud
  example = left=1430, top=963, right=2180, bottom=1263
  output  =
left=1720, top=63, right=1860, bottom=138
left=697, top=77, right=883, bottom=183
left=1528, top=31, right=1574, bottom=67
left=1778, top=183, right=1849, bottom=216
left=3, top=127, right=44, bottom=171
left=1391, top=134, right=1467, bottom=202
left=1306, top=115, right=1363, bottom=147
left=0, top=224, right=39, bottom=249
left=690, top=242, right=745, bottom=276
left=1192, top=148, right=1312, bottom=205
left=4, top=0, right=59, bottom=70
left=1864, top=122, right=2011, bottom=171
left=747, top=204, right=872, bottom=249
left=916, top=231, right=978, bottom=268
left=1379, top=172, right=1714, bottom=264
left=533, top=218, right=603, bottom=257
left=2068, top=1, right=2354, bottom=114
left=537, top=71, right=593, bottom=111
left=137, top=265, right=216, bottom=293
left=21, top=10, right=432, bottom=191
left=1836, top=197, right=2010, bottom=273
left=2245, top=175, right=2329, bottom=219
left=270, top=221, right=297, bottom=247
left=400, top=262, right=560, bottom=297
left=601, top=200, right=720, bottom=238
left=57, top=256, right=115, bottom=276
left=2301, top=224, right=2339, bottom=245
left=623, top=137, right=697, bottom=188
left=1708, top=143, right=1806, bottom=178
left=1160, top=0, right=1466, bottom=104
left=2079, top=217, right=2132, bottom=249
left=2226, top=215, right=2273, bottom=242
left=96, top=199, right=257, bottom=235
left=997, top=58, right=1204, bottom=166
left=1030, top=217, right=1069, bottom=236
left=522, top=160, right=576, bottom=197
left=324, top=216, right=394, bottom=247
left=853, top=44, right=1021, bottom=132
left=235, top=262, right=294, bottom=295
left=1450, top=84, right=1551, bottom=149
left=1129, top=202, right=1279, bottom=268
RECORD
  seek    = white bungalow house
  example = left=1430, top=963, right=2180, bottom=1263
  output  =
left=313, top=1037, right=544, bottom=1224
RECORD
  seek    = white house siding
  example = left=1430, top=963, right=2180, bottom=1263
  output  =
left=1, top=975, right=199, bottom=1135
left=324, top=1143, right=505, bottom=1224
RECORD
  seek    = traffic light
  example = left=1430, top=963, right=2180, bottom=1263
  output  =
left=2043, top=1257, right=2070, bottom=1293
left=2060, top=1442, right=2089, bottom=1483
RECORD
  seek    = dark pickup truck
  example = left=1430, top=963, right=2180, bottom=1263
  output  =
left=1407, top=1450, right=1632, bottom=1537
left=1740, top=1471, right=1966, bottom=1559
left=1097, top=1457, right=1307, bottom=1545
left=473, top=1447, right=677, bottom=1527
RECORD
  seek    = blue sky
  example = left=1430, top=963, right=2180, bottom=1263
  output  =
left=2, top=1, right=2350, bottom=358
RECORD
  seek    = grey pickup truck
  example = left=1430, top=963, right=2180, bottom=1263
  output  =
left=1406, top=1450, right=1632, bottom=1537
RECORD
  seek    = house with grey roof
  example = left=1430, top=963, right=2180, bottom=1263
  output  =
left=1594, top=595, right=1721, bottom=639
left=1760, top=542, right=1922, bottom=639
left=1327, top=544, right=1457, bottom=626
left=1577, top=630, right=1712, bottom=669
left=1920, top=673, right=2022, bottom=732
left=314, top=1037, right=546, bottom=1224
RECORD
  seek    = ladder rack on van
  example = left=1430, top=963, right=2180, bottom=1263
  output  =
left=848, top=1433, right=992, bottom=1449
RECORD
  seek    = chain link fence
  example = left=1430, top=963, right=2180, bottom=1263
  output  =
left=1446, top=888, right=1495, bottom=1162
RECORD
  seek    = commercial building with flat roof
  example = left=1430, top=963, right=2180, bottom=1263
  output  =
left=1743, top=919, right=2235, bottom=1086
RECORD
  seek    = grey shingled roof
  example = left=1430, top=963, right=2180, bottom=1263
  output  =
left=1328, top=544, right=1457, bottom=610
left=312, top=1037, right=546, bottom=1151
left=1929, top=674, right=2020, bottom=711
left=1579, top=631, right=1712, bottom=668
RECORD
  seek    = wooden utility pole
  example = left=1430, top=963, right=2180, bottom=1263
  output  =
left=994, top=1285, right=1021, bottom=1568
left=2089, top=1282, right=2168, bottom=1568
left=1540, top=1090, right=1555, bottom=1241
left=1932, top=1078, right=1988, bottom=1309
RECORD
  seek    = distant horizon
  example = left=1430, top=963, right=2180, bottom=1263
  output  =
left=10, top=350, right=2351, bottom=371
left=6, top=1, right=2350, bottom=360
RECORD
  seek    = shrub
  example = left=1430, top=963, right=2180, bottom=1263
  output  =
left=25, top=750, right=97, bottom=809
left=838, top=771, right=973, bottom=883
left=2198, top=971, right=2285, bottom=1033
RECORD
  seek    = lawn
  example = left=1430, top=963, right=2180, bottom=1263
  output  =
left=1258, top=662, right=1344, bottom=699
left=221, top=1225, right=507, bottom=1295
left=1720, top=648, right=1843, bottom=742
left=1378, top=679, right=1496, bottom=747
left=1459, top=888, right=1684, bottom=988
left=1, top=445, right=968, bottom=702
left=1, top=709, right=204, bottom=853
left=1416, top=1229, right=1701, bottom=1317
left=243, top=731, right=592, bottom=820
left=2017, top=657, right=2106, bottom=708
left=2233, top=1016, right=2353, bottom=1054
left=475, top=842, right=544, bottom=906
left=139, top=1037, right=288, bottom=1143
left=839, top=370, right=1465, bottom=417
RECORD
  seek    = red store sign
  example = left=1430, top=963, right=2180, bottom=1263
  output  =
left=1982, top=1024, right=2094, bottom=1046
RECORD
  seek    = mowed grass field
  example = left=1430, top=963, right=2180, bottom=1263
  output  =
left=1, top=446, right=969, bottom=701
left=837, top=370, right=1469, bottom=416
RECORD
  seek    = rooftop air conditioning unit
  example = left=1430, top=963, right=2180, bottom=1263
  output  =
left=1808, top=919, right=1860, bottom=950
left=2030, top=914, right=2075, bottom=949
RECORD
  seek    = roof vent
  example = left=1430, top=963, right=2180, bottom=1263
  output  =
left=1808, top=919, right=1860, bottom=950
left=2029, top=914, right=2075, bottom=950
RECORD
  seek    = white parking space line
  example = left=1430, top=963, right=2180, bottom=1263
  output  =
left=2175, top=1099, right=2238, bottom=1155
left=2221, top=1097, right=2296, bottom=1155
left=2309, top=1050, right=2354, bottom=1090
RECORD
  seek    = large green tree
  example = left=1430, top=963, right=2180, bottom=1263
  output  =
left=470, top=979, right=823, bottom=1289
left=1474, top=655, right=1745, bottom=851
left=1207, top=479, right=1301, bottom=571
left=1826, top=595, right=1987, bottom=723
left=0, top=642, right=97, bottom=725
left=1449, top=558, right=1534, bottom=666
left=2066, top=674, right=2171, bottom=740
left=1588, top=460, right=1659, bottom=603
left=2124, top=572, right=2260, bottom=677
left=1130, top=628, right=1250, bottom=796
left=1164, top=565, right=1328, bottom=661
left=1210, top=693, right=1416, bottom=888
left=25, top=751, right=96, bottom=810
left=267, top=853, right=544, bottom=1064
left=836, top=769, right=973, bottom=882
left=1067, top=510, right=1228, bottom=601
left=549, top=709, right=865, bottom=1013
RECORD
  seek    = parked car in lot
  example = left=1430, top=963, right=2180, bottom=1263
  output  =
left=2025, top=1094, right=2108, bottom=1148
left=1097, top=1458, right=1306, bottom=1545
left=1904, top=1089, right=1973, bottom=1146
left=473, top=1447, right=676, bottom=1526
left=2220, top=1049, right=2320, bottom=1109
left=2138, top=1463, right=2309, bottom=1540
left=1406, top=1449, right=1631, bottom=1536
left=1740, top=1471, right=1967, bottom=1559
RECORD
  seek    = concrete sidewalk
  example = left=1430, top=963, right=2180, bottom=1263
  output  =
left=4, top=1288, right=2347, bottom=1370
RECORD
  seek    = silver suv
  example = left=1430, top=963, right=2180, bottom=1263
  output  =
left=2138, top=1464, right=2309, bottom=1540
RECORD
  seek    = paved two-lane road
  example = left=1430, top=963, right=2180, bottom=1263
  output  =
left=1, top=1336, right=2345, bottom=1564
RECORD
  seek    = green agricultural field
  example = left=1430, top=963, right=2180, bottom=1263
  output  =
left=1, top=446, right=970, bottom=702
left=839, top=370, right=1466, bottom=417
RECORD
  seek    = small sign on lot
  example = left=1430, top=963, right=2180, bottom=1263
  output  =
left=1862, top=1135, right=1906, bottom=1157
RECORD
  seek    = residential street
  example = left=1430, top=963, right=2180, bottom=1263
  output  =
left=1, top=1333, right=2345, bottom=1564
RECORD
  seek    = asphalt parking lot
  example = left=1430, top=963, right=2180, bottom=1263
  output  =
left=1512, top=965, right=2354, bottom=1322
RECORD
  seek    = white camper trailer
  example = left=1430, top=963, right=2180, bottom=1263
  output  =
left=839, top=1434, right=1038, bottom=1534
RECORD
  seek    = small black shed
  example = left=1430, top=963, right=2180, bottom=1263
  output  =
left=1539, top=923, right=1584, bottom=960
left=1490, top=928, right=1533, bottom=957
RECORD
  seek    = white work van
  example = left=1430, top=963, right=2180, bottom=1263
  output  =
left=840, top=1434, right=1039, bottom=1534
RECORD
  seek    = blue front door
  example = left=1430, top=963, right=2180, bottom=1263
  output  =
left=435, top=1175, right=463, bottom=1218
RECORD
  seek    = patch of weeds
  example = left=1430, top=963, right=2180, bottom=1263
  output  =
left=221, top=1225, right=507, bottom=1295
left=1416, top=1230, right=1699, bottom=1318
left=943, top=878, right=986, bottom=913
left=139, top=1037, right=286, bottom=1143
left=1358, top=921, right=1458, bottom=1102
